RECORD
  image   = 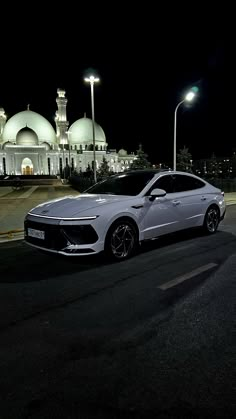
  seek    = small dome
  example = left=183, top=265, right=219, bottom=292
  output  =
left=118, top=148, right=127, bottom=157
left=2, top=110, right=56, bottom=144
left=41, top=141, right=51, bottom=150
left=16, top=127, right=38, bottom=146
left=2, top=141, right=13, bottom=149
left=69, top=116, right=106, bottom=145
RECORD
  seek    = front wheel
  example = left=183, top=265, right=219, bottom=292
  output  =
left=203, top=206, right=220, bottom=234
left=105, top=219, right=139, bottom=261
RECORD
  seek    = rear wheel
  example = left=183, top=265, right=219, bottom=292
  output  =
left=203, top=206, right=220, bottom=234
left=105, top=219, right=139, bottom=261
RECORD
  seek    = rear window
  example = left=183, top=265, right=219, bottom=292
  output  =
left=173, top=175, right=205, bottom=192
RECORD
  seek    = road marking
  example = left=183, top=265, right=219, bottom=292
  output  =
left=18, top=186, right=39, bottom=199
left=0, top=187, right=12, bottom=197
left=0, top=186, right=39, bottom=199
left=158, top=262, right=218, bottom=290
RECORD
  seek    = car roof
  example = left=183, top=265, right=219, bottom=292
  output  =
left=114, top=169, right=200, bottom=176
left=114, top=169, right=170, bottom=176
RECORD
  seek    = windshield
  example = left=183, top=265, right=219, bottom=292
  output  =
left=85, top=172, right=156, bottom=196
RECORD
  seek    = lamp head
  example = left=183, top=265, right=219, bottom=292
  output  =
left=185, top=91, right=195, bottom=101
left=84, top=75, right=100, bottom=83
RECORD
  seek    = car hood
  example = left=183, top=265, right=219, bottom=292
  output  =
left=28, top=194, right=134, bottom=218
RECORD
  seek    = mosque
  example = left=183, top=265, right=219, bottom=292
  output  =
left=0, top=89, right=135, bottom=176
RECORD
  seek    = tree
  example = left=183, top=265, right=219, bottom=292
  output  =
left=176, top=146, right=192, bottom=172
left=97, top=156, right=110, bottom=179
left=130, top=144, right=151, bottom=170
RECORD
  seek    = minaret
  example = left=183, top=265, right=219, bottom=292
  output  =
left=55, top=88, right=69, bottom=144
left=0, top=108, right=6, bottom=141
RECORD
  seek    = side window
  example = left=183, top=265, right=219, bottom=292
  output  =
left=148, top=175, right=174, bottom=194
left=173, top=175, right=205, bottom=192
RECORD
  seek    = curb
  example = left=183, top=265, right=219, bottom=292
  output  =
left=0, top=229, right=24, bottom=243
left=0, top=228, right=24, bottom=236
left=226, top=201, right=236, bottom=206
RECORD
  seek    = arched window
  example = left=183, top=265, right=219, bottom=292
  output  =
left=3, top=157, right=6, bottom=174
left=48, top=157, right=51, bottom=175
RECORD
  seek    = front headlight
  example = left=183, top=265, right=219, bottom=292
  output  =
left=27, top=213, right=100, bottom=221
left=63, top=215, right=100, bottom=221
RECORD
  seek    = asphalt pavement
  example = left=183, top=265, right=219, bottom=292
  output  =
left=0, top=203, right=235, bottom=418
left=0, top=185, right=235, bottom=417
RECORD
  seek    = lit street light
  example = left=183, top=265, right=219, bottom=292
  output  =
left=173, top=89, right=197, bottom=171
left=84, top=75, right=100, bottom=183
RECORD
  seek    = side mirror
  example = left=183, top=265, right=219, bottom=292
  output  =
left=149, top=188, right=166, bottom=201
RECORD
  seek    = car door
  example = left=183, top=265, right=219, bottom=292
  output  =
left=140, top=174, right=184, bottom=240
left=170, top=174, right=208, bottom=229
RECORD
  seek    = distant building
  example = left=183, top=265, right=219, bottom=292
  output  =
left=193, top=152, right=236, bottom=178
left=0, top=89, right=135, bottom=176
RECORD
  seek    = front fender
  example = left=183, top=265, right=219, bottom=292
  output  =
left=100, top=211, right=141, bottom=242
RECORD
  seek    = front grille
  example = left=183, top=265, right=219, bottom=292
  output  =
left=62, top=225, right=98, bottom=245
left=24, top=219, right=98, bottom=251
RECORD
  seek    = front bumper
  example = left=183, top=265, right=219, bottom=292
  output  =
left=24, top=217, right=104, bottom=256
left=220, top=208, right=226, bottom=221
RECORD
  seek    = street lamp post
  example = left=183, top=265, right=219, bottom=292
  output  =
left=66, top=130, right=71, bottom=177
left=62, top=139, right=65, bottom=180
left=84, top=75, right=100, bottom=183
left=173, top=90, right=196, bottom=171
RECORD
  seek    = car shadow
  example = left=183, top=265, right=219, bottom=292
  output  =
left=0, top=228, right=235, bottom=283
left=140, top=227, right=207, bottom=254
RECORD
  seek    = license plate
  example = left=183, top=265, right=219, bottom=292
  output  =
left=28, top=228, right=45, bottom=240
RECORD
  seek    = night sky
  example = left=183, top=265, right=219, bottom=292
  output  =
left=0, top=7, right=228, bottom=166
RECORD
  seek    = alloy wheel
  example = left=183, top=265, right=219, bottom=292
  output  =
left=109, top=222, right=137, bottom=260
left=205, top=207, right=219, bottom=233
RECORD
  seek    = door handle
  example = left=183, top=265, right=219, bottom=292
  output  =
left=201, top=196, right=206, bottom=201
left=172, top=200, right=181, bottom=206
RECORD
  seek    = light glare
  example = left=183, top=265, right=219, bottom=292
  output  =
left=84, top=75, right=100, bottom=83
left=185, top=91, right=195, bottom=101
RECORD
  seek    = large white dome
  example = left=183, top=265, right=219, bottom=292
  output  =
left=2, top=110, right=56, bottom=144
left=69, top=116, right=106, bottom=145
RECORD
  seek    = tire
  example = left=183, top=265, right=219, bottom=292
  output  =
left=105, top=219, right=139, bottom=261
left=203, top=206, right=220, bottom=234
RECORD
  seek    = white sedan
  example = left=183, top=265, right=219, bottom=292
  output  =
left=24, top=170, right=226, bottom=261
